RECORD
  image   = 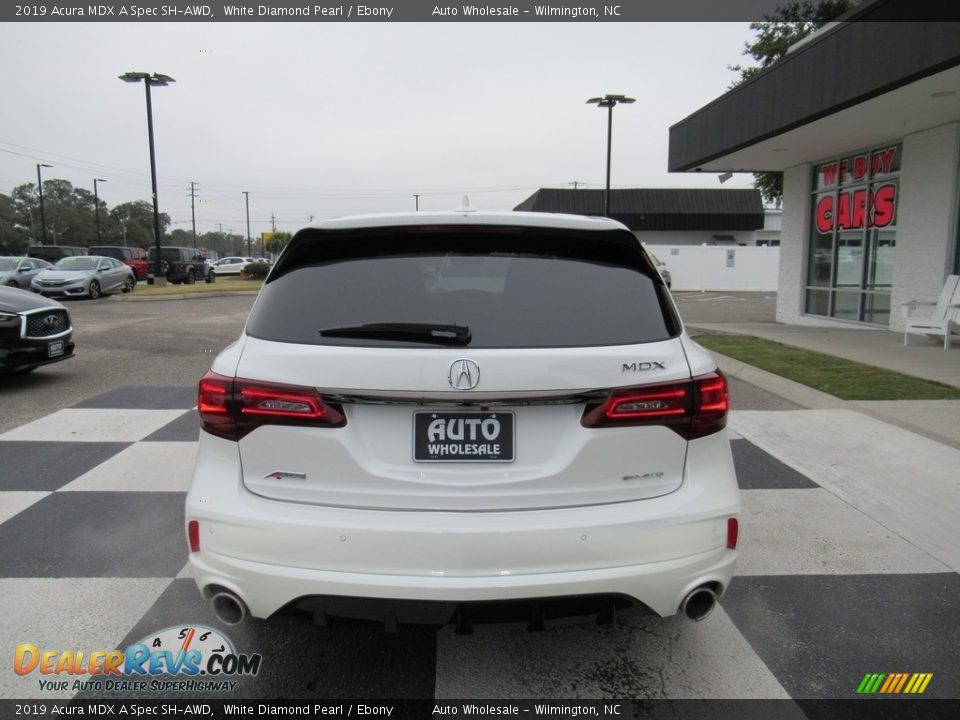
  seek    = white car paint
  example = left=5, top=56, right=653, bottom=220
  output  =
left=186, top=211, right=740, bottom=626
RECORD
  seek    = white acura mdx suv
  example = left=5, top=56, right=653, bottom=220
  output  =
left=186, top=210, right=740, bottom=630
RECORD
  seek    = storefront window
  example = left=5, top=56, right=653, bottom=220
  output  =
left=806, top=144, right=901, bottom=324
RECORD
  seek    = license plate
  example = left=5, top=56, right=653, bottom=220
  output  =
left=48, top=340, right=64, bottom=357
left=413, top=411, right=514, bottom=462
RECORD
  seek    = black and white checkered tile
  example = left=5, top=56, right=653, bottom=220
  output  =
left=1, top=388, right=957, bottom=700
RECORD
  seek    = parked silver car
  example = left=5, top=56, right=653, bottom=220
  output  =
left=0, top=257, right=52, bottom=289
left=647, top=249, right=673, bottom=288
left=31, top=256, right=136, bottom=299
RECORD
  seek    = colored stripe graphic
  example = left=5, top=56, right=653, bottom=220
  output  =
left=857, top=673, right=932, bottom=694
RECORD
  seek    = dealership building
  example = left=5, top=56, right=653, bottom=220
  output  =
left=669, top=5, right=960, bottom=329
left=514, top=187, right=779, bottom=246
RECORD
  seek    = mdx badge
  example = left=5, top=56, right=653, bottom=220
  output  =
left=449, top=359, right=480, bottom=390
left=622, top=361, right=666, bottom=372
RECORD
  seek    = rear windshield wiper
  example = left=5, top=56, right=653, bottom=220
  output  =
left=319, top=322, right=472, bottom=346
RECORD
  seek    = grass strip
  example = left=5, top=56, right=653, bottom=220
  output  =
left=130, top=278, right=263, bottom=297
left=694, top=334, right=960, bottom=401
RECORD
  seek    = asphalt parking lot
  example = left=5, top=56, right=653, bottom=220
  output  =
left=1, top=292, right=957, bottom=705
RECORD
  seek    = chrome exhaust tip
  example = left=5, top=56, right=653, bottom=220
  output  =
left=680, top=586, right=718, bottom=622
left=210, top=591, right=249, bottom=626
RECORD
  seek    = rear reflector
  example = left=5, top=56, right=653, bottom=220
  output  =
left=198, top=370, right=346, bottom=441
left=581, top=370, right=728, bottom=439
left=727, top=517, right=739, bottom=550
left=188, top=520, right=200, bottom=553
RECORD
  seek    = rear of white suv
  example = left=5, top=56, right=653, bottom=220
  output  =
left=186, top=211, right=739, bottom=629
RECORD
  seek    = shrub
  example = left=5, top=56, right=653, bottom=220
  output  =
left=241, top=262, right=270, bottom=279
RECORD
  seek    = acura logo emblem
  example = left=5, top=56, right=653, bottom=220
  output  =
left=448, top=359, right=480, bottom=390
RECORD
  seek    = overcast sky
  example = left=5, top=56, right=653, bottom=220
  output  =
left=0, top=22, right=756, bottom=237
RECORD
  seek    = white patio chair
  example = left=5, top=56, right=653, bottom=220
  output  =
left=901, top=274, right=960, bottom=350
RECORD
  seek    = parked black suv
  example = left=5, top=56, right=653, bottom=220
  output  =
left=27, top=245, right=86, bottom=263
left=148, top=247, right=214, bottom=284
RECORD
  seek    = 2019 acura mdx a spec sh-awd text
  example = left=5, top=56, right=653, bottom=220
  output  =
left=187, top=211, right=740, bottom=630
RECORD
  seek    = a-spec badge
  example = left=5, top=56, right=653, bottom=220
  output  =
left=622, top=361, right=666, bottom=372
left=264, top=471, right=307, bottom=480
left=448, top=359, right=480, bottom=390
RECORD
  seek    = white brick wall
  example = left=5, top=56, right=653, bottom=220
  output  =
left=643, top=244, right=780, bottom=291
left=890, top=123, right=960, bottom=331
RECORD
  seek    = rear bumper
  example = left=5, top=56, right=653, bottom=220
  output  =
left=186, top=431, right=740, bottom=621
left=191, top=543, right=735, bottom=621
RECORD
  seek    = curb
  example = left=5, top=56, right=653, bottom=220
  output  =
left=709, top=350, right=960, bottom=450
left=711, top=352, right=844, bottom=410
left=112, top=291, right=260, bottom=302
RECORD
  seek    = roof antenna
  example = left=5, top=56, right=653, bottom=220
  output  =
left=455, top=195, right=475, bottom=213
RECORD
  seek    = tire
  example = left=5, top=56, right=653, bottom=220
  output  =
left=159, top=259, right=170, bottom=276
left=5, top=280, right=17, bottom=288
left=205, top=270, right=215, bottom=284
left=185, top=270, right=196, bottom=285
left=88, top=281, right=101, bottom=300
left=123, top=276, right=135, bottom=294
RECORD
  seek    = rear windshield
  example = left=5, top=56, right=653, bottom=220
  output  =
left=149, top=248, right=194, bottom=261
left=246, top=226, right=679, bottom=348
left=89, top=247, right=123, bottom=260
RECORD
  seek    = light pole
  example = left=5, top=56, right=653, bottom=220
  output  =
left=586, top=94, right=635, bottom=218
left=414, top=194, right=420, bottom=211
left=36, top=163, right=52, bottom=244
left=120, top=71, right=175, bottom=280
left=93, top=178, right=107, bottom=244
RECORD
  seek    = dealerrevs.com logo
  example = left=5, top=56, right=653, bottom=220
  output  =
left=14, top=625, right=262, bottom=693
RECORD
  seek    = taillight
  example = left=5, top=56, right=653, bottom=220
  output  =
left=197, top=370, right=346, bottom=441
left=187, top=520, right=200, bottom=553
left=581, top=370, right=728, bottom=439
left=727, top=517, right=739, bottom=550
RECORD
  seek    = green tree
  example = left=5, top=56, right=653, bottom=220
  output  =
left=110, top=201, right=170, bottom=248
left=731, top=0, right=852, bottom=205
left=0, top=192, right=32, bottom=252
left=265, top=231, right=292, bottom=256
left=168, top=228, right=196, bottom=247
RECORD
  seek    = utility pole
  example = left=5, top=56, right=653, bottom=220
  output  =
left=414, top=194, right=420, bottom=211
left=188, top=181, right=198, bottom=248
left=93, top=178, right=108, bottom=244
left=36, top=163, right=52, bottom=244
left=266, top=212, right=276, bottom=256
left=243, top=191, right=251, bottom=256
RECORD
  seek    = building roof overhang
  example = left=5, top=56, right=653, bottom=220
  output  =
left=668, top=3, right=960, bottom=173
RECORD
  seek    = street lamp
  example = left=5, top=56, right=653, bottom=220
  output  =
left=36, top=163, right=53, bottom=244
left=119, top=71, right=175, bottom=280
left=93, top=178, right=107, bottom=244
left=586, top=94, right=635, bottom=218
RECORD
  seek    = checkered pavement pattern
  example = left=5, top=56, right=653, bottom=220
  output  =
left=1, top=387, right=957, bottom=700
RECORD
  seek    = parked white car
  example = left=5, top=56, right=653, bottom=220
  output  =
left=212, top=257, right=257, bottom=275
left=187, top=211, right=740, bottom=630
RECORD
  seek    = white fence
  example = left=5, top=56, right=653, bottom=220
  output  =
left=646, top=244, right=781, bottom=292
